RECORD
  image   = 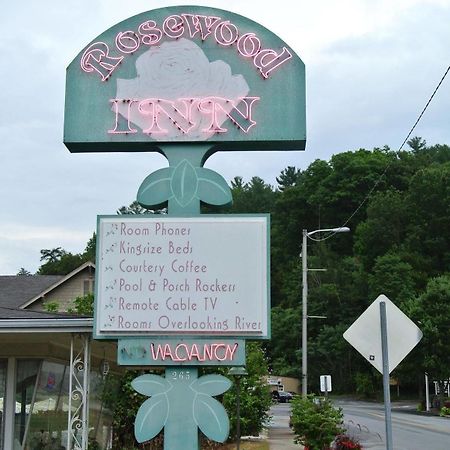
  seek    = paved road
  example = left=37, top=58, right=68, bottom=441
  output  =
left=268, top=403, right=302, bottom=450
left=336, top=400, right=450, bottom=450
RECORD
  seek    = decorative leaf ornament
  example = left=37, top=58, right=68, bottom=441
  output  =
left=137, top=160, right=231, bottom=211
left=132, top=375, right=172, bottom=443
left=132, top=372, right=231, bottom=445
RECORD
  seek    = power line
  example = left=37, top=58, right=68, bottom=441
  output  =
left=309, top=63, right=450, bottom=243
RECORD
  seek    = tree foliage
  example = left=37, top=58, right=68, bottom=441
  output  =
left=37, top=238, right=95, bottom=275
left=221, top=343, right=272, bottom=439
left=403, top=275, right=450, bottom=403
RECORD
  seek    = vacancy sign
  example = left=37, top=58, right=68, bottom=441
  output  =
left=94, top=215, right=269, bottom=339
left=343, top=294, right=422, bottom=374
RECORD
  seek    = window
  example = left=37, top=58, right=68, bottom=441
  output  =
left=83, top=278, right=95, bottom=296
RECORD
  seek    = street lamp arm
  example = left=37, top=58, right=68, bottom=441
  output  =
left=307, top=227, right=350, bottom=237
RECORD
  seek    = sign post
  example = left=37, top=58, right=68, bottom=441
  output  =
left=379, top=301, right=393, bottom=450
left=65, top=5, right=306, bottom=449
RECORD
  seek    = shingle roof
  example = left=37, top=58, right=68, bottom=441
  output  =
left=0, top=306, right=84, bottom=319
left=0, top=275, right=63, bottom=309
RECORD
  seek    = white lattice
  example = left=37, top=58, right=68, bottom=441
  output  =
left=67, top=334, right=91, bottom=450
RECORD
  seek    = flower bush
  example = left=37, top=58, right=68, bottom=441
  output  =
left=333, top=434, right=362, bottom=449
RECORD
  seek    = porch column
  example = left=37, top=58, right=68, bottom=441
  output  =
left=67, top=333, right=91, bottom=450
left=4, top=357, right=16, bottom=450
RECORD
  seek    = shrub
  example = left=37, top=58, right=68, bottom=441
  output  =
left=439, top=406, right=450, bottom=417
left=290, top=395, right=344, bottom=449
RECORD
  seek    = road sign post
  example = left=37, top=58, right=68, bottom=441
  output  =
left=380, top=301, right=393, bottom=450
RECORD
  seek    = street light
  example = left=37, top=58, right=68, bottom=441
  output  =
left=228, top=366, right=248, bottom=450
left=301, top=227, right=350, bottom=397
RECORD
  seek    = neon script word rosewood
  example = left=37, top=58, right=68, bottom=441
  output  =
left=81, top=13, right=292, bottom=81
left=109, top=96, right=259, bottom=135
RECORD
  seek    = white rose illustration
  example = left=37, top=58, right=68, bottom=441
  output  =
left=115, top=38, right=250, bottom=141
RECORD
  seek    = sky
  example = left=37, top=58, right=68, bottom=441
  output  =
left=1, top=0, right=449, bottom=274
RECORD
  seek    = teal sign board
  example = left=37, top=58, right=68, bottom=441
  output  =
left=118, top=338, right=246, bottom=366
left=64, top=5, right=306, bottom=153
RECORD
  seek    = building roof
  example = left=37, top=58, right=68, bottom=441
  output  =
left=0, top=275, right=63, bottom=309
left=0, top=262, right=96, bottom=323
left=19, top=261, right=95, bottom=309
left=0, top=306, right=87, bottom=320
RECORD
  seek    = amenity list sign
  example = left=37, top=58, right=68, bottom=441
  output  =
left=94, top=215, right=269, bottom=339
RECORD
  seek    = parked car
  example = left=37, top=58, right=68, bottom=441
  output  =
left=272, top=390, right=293, bottom=403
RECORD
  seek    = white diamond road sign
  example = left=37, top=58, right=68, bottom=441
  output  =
left=343, top=294, right=422, bottom=374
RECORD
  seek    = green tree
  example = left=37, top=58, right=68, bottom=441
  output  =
left=37, top=248, right=84, bottom=275
left=368, top=252, right=415, bottom=306
left=404, top=275, right=450, bottom=405
left=403, top=162, right=450, bottom=284
left=84, top=233, right=96, bottom=262
left=267, top=306, right=301, bottom=376
left=222, top=343, right=272, bottom=439
left=276, top=166, right=302, bottom=191
left=229, top=176, right=276, bottom=213
left=117, top=200, right=163, bottom=215
left=407, top=136, right=427, bottom=152
left=354, top=190, right=407, bottom=271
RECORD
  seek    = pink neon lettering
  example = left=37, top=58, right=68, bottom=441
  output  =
left=163, top=344, right=174, bottom=359
left=182, top=14, right=221, bottom=40
left=237, top=33, right=261, bottom=58
left=150, top=343, right=237, bottom=362
left=138, top=20, right=163, bottom=45
left=254, top=47, right=292, bottom=78
left=111, top=96, right=258, bottom=135
left=214, top=20, right=239, bottom=46
left=80, top=42, right=123, bottom=81
left=174, top=344, right=189, bottom=361
left=138, top=99, right=194, bottom=134
left=163, top=15, right=185, bottom=38
left=198, top=98, right=227, bottom=133
left=214, top=344, right=228, bottom=361
left=138, top=100, right=165, bottom=134
left=226, top=343, right=239, bottom=360
left=150, top=344, right=165, bottom=360
left=199, top=96, right=259, bottom=133
left=80, top=14, right=293, bottom=80
left=115, top=31, right=140, bottom=54
left=182, top=14, right=201, bottom=38
left=189, top=343, right=200, bottom=360
left=204, top=344, right=214, bottom=360
left=108, top=100, right=138, bottom=134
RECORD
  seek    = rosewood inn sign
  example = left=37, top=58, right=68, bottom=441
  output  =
left=64, top=5, right=305, bottom=450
